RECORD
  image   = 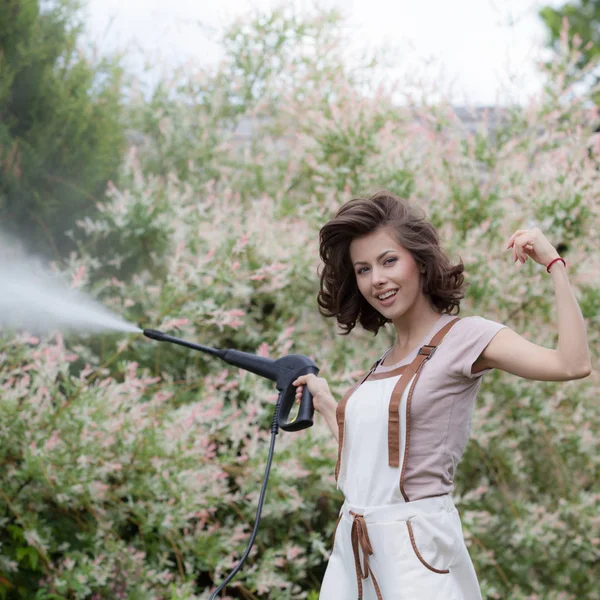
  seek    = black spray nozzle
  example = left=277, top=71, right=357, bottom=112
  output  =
left=142, top=328, right=318, bottom=432
left=143, top=328, right=278, bottom=380
left=144, top=328, right=226, bottom=360
left=143, top=329, right=169, bottom=341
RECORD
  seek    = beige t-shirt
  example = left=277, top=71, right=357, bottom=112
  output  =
left=340, top=313, right=506, bottom=504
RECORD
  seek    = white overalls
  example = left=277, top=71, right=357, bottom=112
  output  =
left=319, top=318, right=483, bottom=600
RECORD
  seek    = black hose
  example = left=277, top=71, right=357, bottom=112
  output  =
left=208, top=403, right=281, bottom=598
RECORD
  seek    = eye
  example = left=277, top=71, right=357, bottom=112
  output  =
left=356, top=257, right=396, bottom=275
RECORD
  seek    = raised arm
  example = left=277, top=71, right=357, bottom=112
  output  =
left=472, top=228, right=592, bottom=381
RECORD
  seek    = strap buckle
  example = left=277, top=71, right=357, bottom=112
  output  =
left=418, top=344, right=437, bottom=360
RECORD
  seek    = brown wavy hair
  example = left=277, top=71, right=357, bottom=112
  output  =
left=317, top=191, right=467, bottom=335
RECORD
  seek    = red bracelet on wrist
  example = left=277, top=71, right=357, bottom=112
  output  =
left=546, top=257, right=566, bottom=273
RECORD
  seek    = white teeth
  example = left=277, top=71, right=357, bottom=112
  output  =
left=378, top=290, right=397, bottom=300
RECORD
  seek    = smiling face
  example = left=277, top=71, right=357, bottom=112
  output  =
left=349, top=227, right=430, bottom=321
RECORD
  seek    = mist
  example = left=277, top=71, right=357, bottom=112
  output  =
left=0, top=233, right=141, bottom=336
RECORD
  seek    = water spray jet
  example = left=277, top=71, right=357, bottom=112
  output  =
left=0, top=237, right=143, bottom=336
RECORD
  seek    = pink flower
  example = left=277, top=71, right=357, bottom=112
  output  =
left=71, top=265, right=87, bottom=289
left=44, top=430, right=61, bottom=451
left=286, top=545, right=303, bottom=560
left=161, top=317, right=189, bottom=330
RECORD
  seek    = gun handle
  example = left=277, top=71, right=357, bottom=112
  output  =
left=278, top=366, right=317, bottom=432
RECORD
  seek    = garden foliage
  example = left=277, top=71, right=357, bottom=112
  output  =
left=0, top=5, right=598, bottom=599
left=0, top=0, right=125, bottom=260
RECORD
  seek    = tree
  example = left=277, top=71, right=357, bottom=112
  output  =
left=539, top=0, right=600, bottom=72
left=0, top=0, right=126, bottom=261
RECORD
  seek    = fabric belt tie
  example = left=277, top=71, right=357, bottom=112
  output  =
left=350, top=511, right=383, bottom=600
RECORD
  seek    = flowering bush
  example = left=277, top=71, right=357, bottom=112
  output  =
left=0, top=6, right=598, bottom=600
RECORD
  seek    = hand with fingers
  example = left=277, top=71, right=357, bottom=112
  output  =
left=292, top=374, right=335, bottom=414
left=506, top=228, right=562, bottom=269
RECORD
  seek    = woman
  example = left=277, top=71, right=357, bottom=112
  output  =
left=292, top=191, right=591, bottom=600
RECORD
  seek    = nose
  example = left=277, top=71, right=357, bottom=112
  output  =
left=371, top=267, right=388, bottom=287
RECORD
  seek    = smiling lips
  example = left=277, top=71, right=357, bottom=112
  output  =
left=376, top=289, right=398, bottom=304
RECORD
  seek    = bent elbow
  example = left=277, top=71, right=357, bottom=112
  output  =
left=570, top=363, right=592, bottom=380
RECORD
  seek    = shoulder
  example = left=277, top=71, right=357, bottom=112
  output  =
left=450, top=315, right=506, bottom=336
left=455, top=314, right=502, bottom=326
left=443, top=315, right=508, bottom=379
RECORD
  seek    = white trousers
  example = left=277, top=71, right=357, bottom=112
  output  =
left=319, top=494, right=482, bottom=600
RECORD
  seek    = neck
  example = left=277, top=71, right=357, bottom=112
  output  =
left=391, top=302, right=442, bottom=350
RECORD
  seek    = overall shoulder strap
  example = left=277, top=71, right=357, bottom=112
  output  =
left=389, top=317, right=461, bottom=472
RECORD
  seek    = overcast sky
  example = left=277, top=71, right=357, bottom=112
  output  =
left=83, top=0, right=566, bottom=106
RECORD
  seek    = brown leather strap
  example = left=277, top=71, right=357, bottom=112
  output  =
left=334, top=361, right=379, bottom=481
left=387, top=357, right=426, bottom=469
left=350, top=512, right=383, bottom=600
left=394, top=318, right=461, bottom=501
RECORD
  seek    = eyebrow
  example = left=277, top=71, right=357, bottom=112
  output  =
left=353, top=250, right=396, bottom=267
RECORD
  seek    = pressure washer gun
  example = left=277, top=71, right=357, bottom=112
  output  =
left=142, top=328, right=319, bottom=597
left=143, top=328, right=317, bottom=431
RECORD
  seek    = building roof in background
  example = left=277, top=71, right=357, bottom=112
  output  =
left=230, top=106, right=508, bottom=140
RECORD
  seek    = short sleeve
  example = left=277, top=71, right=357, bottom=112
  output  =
left=449, top=316, right=507, bottom=380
